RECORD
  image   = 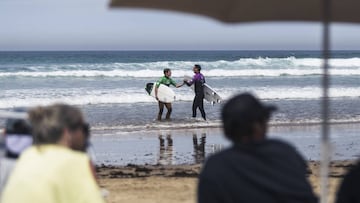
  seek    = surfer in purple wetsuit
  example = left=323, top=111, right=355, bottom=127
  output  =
left=184, top=64, right=206, bottom=120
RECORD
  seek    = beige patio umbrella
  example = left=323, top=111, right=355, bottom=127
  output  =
left=109, top=0, right=358, bottom=202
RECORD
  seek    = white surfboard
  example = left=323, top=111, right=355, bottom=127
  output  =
left=184, top=75, right=222, bottom=104
left=145, top=82, right=176, bottom=103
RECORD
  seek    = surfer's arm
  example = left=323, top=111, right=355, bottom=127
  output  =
left=154, top=86, right=159, bottom=100
left=175, top=81, right=185, bottom=88
left=184, top=76, right=196, bottom=86
left=155, top=81, right=162, bottom=100
left=183, top=79, right=192, bottom=86
left=156, top=77, right=164, bottom=88
left=169, top=78, right=182, bottom=88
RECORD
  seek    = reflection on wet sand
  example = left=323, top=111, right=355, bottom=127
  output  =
left=90, top=125, right=360, bottom=166
left=157, top=133, right=208, bottom=165
left=91, top=128, right=230, bottom=166
left=193, top=133, right=206, bottom=164
left=158, top=134, right=173, bottom=165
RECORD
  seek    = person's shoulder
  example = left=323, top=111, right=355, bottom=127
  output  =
left=51, top=148, right=91, bottom=177
left=156, top=76, right=166, bottom=85
left=266, top=139, right=303, bottom=155
left=200, top=73, right=205, bottom=81
left=41, top=145, right=89, bottom=164
left=200, top=147, right=249, bottom=181
left=343, top=161, right=360, bottom=180
left=202, top=148, right=233, bottom=169
left=170, top=77, right=176, bottom=82
left=265, top=138, right=296, bottom=150
left=264, top=139, right=307, bottom=164
left=336, top=160, right=360, bottom=202
left=63, top=148, right=89, bottom=162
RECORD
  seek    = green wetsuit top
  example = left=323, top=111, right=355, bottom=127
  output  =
left=156, top=76, right=176, bottom=88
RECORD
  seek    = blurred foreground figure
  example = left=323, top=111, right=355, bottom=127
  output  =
left=1, top=104, right=105, bottom=203
left=0, top=111, right=32, bottom=195
left=198, top=93, right=317, bottom=203
left=335, top=162, right=360, bottom=203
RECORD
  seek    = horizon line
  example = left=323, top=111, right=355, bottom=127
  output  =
left=1, top=49, right=360, bottom=52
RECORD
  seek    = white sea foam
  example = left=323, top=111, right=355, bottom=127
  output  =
left=1, top=86, right=360, bottom=108
left=2, top=57, right=360, bottom=78
left=1, top=68, right=360, bottom=78
left=0, top=88, right=156, bottom=108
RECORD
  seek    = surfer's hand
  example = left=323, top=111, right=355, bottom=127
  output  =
left=156, top=96, right=159, bottom=101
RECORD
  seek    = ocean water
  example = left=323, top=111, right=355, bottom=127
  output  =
left=1, top=50, right=360, bottom=131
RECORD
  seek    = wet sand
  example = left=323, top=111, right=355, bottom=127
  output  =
left=91, top=123, right=360, bottom=166
left=97, top=160, right=357, bottom=203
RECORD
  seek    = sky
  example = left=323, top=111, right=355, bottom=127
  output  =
left=1, top=0, right=360, bottom=51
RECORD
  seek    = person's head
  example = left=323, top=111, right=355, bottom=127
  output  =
left=5, top=116, right=31, bottom=135
left=28, top=104, right=90, bottom=152
left=4, top=108, right=32, bottom=158
left=221, top=93, right=277, bottom=143
left=193, top=64, right=201, bottom=73
left=163, top=68, right=172, bottom=77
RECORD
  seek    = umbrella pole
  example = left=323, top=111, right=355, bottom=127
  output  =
left=320, top=0, right=331, bottom=202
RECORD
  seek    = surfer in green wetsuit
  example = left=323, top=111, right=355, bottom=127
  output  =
left=155, top=68, right=184, bottom=121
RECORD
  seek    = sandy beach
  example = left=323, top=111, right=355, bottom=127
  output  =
left=90, top=124, right=360, bottom=203
left=96, top=160, right=357, bottom=203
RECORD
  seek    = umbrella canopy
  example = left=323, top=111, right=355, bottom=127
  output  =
left=110, top=0, right=360, bottom=23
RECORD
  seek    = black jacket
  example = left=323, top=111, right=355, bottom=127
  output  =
left=336, top=161, right=360, bottom=203
left=198, top=139, right=318, bottom=203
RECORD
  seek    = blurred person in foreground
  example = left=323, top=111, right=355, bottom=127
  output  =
left=198, top=93, right=317, bottom=203
left=0, top=110, right=32, bottom=195
left=1, top=104, right=105, bottom=203
left=335, top=161, right=360, bottom=203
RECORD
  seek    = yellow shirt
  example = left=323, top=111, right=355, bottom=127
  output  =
left=1, top=145, right=105, bottom=203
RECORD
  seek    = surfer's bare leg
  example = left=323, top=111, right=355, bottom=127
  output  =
left=158, top=101, right=165, bottom=120
left=165, top=103, right=172, bottom=120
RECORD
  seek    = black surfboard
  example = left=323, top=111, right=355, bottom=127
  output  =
left=145, top=83, right=154, bottom=95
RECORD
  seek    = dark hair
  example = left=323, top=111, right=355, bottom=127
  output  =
left=5, top=119, right=32, bottom=135
left=29, top=104, right=84, bottom=145
left=194, top=64, right=201, bottom=71
left=163, top=68, right=171, bottom=74
left=221, top=93, right=276, bottom=143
